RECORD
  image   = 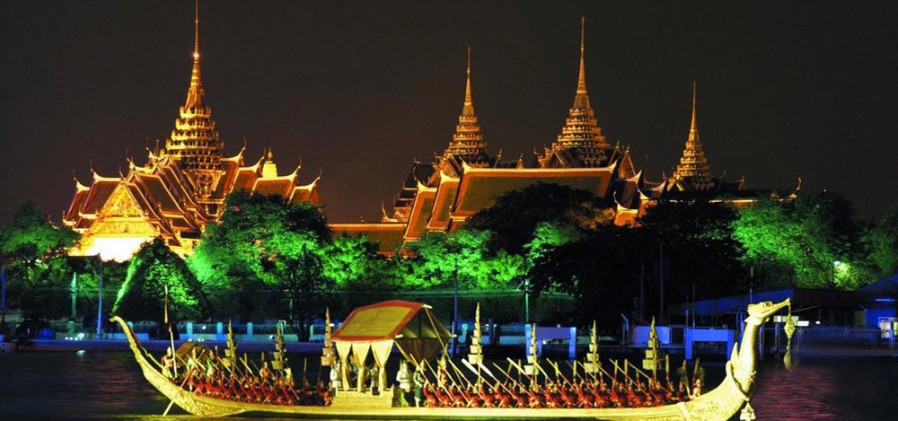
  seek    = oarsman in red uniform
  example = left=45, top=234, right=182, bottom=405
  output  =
left=542, top=382, right=558, bottom=408
left=495, top=386, right=513, bottom=408
left=575, top=382, right=592, bottom=408
left=478, top=384, right=495, bottom=408
left=263, top=380, right=279, bottom=404
left=559, top=384, right=577, bottom=408
left=591, top=384, right=609, bottom=408
left=422, top=383, right=437, bottom=407
left=625, top=382, right=642, bottom=407
left=249, top=378, right=262, bottom=403
left=450, top=385, right=467, bottom=408
left=433, top=385, right=450, bottom=407
left=527, top=386, right=542, bottom=408
left=464, top=386, right=479, bottom=408
left=500, top=388, right=527, bottom=408
left=608, top=383, right=623, bottom=407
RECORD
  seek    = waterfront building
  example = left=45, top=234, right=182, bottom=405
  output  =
left=61, top=11, right=779, bottom=260
left=332, top=18, right=760, bottom=254
left=62, top=6, right=318, bottom=261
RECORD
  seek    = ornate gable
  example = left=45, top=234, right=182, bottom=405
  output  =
left=88, top=183, right=156, bottom=236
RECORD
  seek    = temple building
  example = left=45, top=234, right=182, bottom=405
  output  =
left=63, top=6, right=319, bottom=261
left=332, top=18, right=763, bottom=254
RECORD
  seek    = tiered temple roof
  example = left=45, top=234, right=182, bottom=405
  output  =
left=334, top=18, right=770, bottom=255
left=439, top=48, right=492, bottom=176
left=165, top=5, right=224, bottom=186
left=538, top=17, right=611, bottom=169
left=61, top=11, right=780, bottom=259
left=668, top=83, right=714, bottom=192
left=63, top=4, right=319, bottom=261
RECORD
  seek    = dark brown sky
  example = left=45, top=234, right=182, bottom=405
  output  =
left=1, top=1, right=896, bottom=225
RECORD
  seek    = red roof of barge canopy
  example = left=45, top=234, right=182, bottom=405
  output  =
left=331, top=300, right=453, bottom=365
left=331, top=300, right=451, bottom=342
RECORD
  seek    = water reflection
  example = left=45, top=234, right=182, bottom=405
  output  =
left=750, top=357, right=896, bottom=421
left=1, top=351, right=894, bottom=420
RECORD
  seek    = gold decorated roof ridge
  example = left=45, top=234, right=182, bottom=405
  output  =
left=73, top=172, right=90, bottom=192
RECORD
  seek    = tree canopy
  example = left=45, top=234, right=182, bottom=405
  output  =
left=189, top=192, right=334, bottom=322
left=861, top=206, right=898, bottom=279
left=0, top=202, right=78, bottom=319
left=528, top=199, right=745, bottom=325
left=402, top=229, right=526, bottom=290
left=733, top=192, right=872, bottom=289
left=113, top=238, right=210, bottom=324
left=466, top=183, right=612, bottom=254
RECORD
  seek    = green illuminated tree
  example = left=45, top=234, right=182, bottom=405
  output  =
left=189, top=192, right=333, bottom=325
left=467, top=183, right=612, bottom=254
left=861, top=206, right=898, bottom=278
left=733, top=192, right=869, bottom=289
left=402, top=229, right=525, bottom=290
left=0, top=202, right=78, bottom=320
left=113, top=238, right=210, bottom=337
left=525, top=221, right=581, bottom=263
left=322, top=234, right=389, bottom=289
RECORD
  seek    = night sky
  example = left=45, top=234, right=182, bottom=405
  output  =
left=1, top=1, right=896, bottom=225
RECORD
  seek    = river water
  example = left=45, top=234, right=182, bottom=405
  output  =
left=0, top=350, right=894, bottom=420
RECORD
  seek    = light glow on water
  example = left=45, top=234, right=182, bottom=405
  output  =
left=0, top=351, right=894, bottom=419
left=749, top=358, right=897, bottom=421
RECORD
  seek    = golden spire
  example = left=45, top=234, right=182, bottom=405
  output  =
left=444, top=47, right=489, bottom=166
left=185, top=0, right=204, bottom=109
left=194, top=0, right=200, bottom=56
left=577, top=16, right=587, bottom=96
left=165, top=0, right=223, bottom=178
left=673, top=81, right=712, bottom=190
left=688, top=80, right=699, bottom=143
left=544, top=16, right=608, bottom=167
left=463, top=46, right=474, bottom=115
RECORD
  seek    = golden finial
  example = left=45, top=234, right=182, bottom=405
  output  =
left=194, top=0, right=200, bottom=59
left=688, top=80, right=699, bottom=143
left=577, top=16, right=588, bottom=95
left=262, top=148, right=278, bottom=178
left=464, top=46, right=473, bottom=108
left=185, top=0, right=204, bottom=108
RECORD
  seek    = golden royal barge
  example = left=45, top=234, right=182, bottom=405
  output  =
left=114, top=298, right=793, bottom=420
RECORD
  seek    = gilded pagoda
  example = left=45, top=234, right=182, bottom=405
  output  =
left=332, top=18, right=764, bottom=254
left=63, top=5, right=319, bottom=261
